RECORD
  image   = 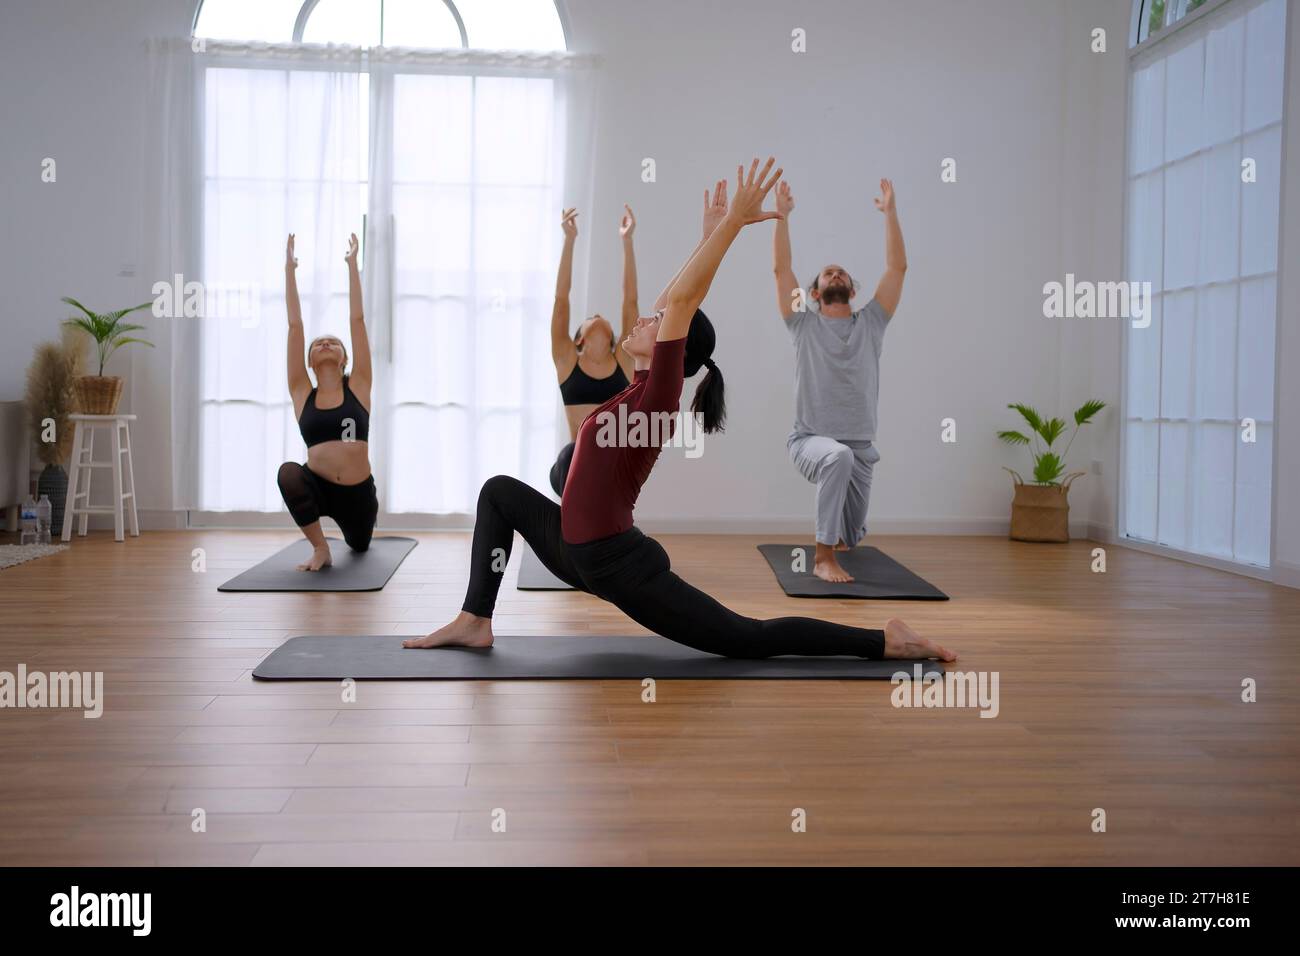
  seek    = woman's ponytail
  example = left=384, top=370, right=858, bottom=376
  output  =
left=683, top=308, right=725, bottom=432
left=691, top=358, right=726, bottom=434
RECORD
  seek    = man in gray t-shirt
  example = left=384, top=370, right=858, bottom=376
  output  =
left=771, top=177, right=908, bottom=583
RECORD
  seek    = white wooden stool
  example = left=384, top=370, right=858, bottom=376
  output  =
left=62, top=413, right=139, bottom=543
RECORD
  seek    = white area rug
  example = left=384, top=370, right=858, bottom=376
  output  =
left=0, top=544, right=70, bottom=570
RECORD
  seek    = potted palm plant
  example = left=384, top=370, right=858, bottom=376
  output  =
left=997, top=400, right=1106, bottom=542
left=61, top=296, right=154, bottom=415
left=24, top=327, right=85, bottom=534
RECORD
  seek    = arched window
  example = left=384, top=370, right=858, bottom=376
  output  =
left=1132, top=0, right=1214, bottom=46
left=193, top=0, right=568, bottom=51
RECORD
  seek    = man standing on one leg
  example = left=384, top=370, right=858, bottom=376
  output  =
left=772, top=177, right=906, bottom=583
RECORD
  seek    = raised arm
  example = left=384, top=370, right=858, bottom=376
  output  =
left=619, top=205, right=638, bottom=338
left=618, top=205, right=639, bottom=378
left=772, top=180, right=799, bottom=319
left=285, top=234, right=311, bottom=409
left=550, top=208, right=579, bottom=370
left=872, top=178, right=907, bottom=317
left=653, top=180, right=729, bottom=312
left=660, top=158, right=782, bottom=343
left=343, top=233, right=372, bottom=403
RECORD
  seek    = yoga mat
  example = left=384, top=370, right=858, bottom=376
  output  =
left=253, top=634, right=943, bottom=681
left=516, top=544, right=575, bottom=591
left=757, top=544, right=948, bottom=600
left=218, top=537, right=417, bottom=592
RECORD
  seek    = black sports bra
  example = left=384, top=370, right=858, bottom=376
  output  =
left=298, top=377, right=370, bottom=447
left=559, top=360, right=629, bottom=406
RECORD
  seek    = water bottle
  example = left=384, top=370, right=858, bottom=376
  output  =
left=19, top=495, right=38, bottom=546
left=37, top=495, right=53, bottom=545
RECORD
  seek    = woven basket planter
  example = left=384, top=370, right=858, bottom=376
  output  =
left=73, top=376, right=124, bottom=415
left=1006, top=470, right=1083, bottom=543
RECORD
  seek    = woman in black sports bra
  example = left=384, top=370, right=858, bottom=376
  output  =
left=277, top=232, right=378, bottom=572
left=547, top=205, right=636, bottom=495
left=547, top=187, right=731, bottom=494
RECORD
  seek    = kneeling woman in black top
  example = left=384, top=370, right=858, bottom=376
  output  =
left=547, top=205, right=635, bottom=495
left=547, top=187, right=732, bottom=494
left=278, top=232, right=377, bottom=571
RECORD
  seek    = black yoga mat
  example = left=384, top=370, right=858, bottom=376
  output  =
left=252, top=634, right=944, bottom=681
left=757, top=544, right=949, bottom=600
left=516, top=544, right=575, bottom=591
left=218, top=537, right=417, bottom=592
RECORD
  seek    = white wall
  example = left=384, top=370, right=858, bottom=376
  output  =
left=0, top=0, right=189, bottom=388
left=0, top=0, right=189, bottom=513
left=567, top=0, right=1126, bottom=532
left=1071, top=0, right=1133, bottom=541
left=1060, top=0, right=1131, bottom=542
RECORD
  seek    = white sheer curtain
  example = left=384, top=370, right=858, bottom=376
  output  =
left=138, top=38, right=203, bottom=512
left=200, top=55, right=364, bottom=512
left=366, top=50, right=597, bottom=513
left=1123, top=0, right=1285, bottom=567
left=142, top=39, right=597, bottom=520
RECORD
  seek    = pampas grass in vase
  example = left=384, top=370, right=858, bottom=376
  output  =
left=25, top=327, right=86, bottom=534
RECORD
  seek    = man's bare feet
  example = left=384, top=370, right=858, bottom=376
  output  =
left=296, top=544, right=333, bottom=571
left=883, top=617, right=957, bottom=661
left=402, top=611, right=495, bottom=649
left=814, top=542, right=853, bottom=582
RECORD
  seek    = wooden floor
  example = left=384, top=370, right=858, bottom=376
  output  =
left=0, top=529, right=1297, bottom=866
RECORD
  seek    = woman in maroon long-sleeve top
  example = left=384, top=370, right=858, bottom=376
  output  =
left=405, top=159, right=955, bottom=663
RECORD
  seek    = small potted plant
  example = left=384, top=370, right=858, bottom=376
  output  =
left=997, top=400, right=1106, bottom=542
left=24, top=327, right=85, bottom=534
left=61, top=296, right=154, bottom=415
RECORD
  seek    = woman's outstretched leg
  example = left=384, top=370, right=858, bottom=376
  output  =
left=404, top=475, right=583, bottom=649
left=633, top=567, right=955, bottom=660
left=580, top=533, right=955, bottom=661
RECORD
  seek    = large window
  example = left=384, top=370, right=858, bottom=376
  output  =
left=191, top=1, right=580, bottom=517
left=194, top=0, right=567, bottom=50
left=1122, top=0, right=1285, bottom=567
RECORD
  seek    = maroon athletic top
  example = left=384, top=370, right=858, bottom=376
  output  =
left=561, top=337, right=686, bottom=544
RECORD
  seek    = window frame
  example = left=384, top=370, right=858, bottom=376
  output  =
left=1131, top=0, right=1235, bottom=51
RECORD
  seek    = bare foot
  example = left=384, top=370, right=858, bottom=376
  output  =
left=296, top=544, right=333, bottom=571
left=883, top=617, right=957, bottom=662
left=402, top=611, right=495, bottom=649
left=834, top=541, right=852, bottom=552
left=813, top=543, right=853, bottom=583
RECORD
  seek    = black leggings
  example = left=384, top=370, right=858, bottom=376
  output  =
left=548, top=442, right=575, bottom=497
left=277, top=462, right=378, bottom=552
left=462, top=475, right=885, bottom=659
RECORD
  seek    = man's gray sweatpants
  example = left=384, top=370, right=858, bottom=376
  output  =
left=787, top=433, right=880, bottom=548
